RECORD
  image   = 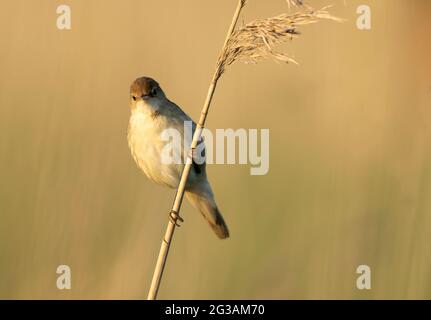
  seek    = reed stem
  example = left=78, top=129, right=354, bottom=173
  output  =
left=147, top=0, right=246, bottom=300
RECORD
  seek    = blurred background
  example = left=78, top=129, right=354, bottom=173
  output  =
left=0, top=0, right=430, bottom=299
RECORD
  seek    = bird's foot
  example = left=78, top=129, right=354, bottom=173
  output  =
left=169, top=210, right=184, bottom=227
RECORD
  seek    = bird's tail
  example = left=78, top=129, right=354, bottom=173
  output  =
left=185, top=186, right=229, bottom=239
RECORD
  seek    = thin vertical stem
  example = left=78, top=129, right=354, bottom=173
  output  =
left=147, top=0, right=246, bottom=300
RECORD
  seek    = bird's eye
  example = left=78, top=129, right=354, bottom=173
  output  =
left=132, top=95, right=136, bottom=101
left=151, top=87, right=158, bottom=97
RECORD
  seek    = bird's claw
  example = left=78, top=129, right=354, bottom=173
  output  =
left=169, top=210, right=184, bottom=227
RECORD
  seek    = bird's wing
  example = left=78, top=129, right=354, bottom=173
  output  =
left=166, top=100, right=207, bottom=175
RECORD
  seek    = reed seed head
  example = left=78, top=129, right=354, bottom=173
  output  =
left=215, top=4, right=342, bottom=79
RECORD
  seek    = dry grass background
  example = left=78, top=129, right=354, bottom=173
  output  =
left=0, top=0, right=430, bottom=299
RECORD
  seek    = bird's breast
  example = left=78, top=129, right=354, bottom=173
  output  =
left=128, top=112, right=183, bottom=188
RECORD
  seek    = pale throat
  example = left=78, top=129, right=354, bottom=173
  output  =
left=134, top=99, right=161, bottom=118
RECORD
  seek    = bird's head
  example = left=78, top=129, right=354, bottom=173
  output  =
left=129, top=76, right=166, bottom=112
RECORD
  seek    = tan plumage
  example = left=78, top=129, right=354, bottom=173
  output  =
left=127, top=76, right=229, bottom=239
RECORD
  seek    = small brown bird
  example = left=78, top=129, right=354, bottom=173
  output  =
left=127, top=76, right=229, bottom=239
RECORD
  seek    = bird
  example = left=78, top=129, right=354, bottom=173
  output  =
left=127, top=76, right=229, bottom=239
